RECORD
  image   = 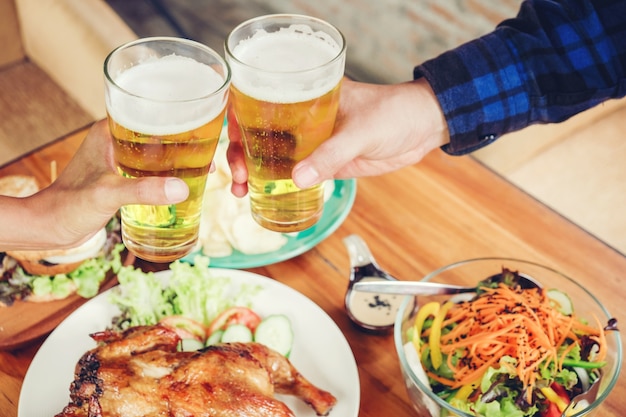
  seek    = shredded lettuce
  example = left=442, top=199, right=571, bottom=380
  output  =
left=108, top=255, right=261, bottom=330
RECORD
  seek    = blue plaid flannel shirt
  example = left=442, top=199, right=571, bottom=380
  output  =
left=414, top=0, right=626, bottom=155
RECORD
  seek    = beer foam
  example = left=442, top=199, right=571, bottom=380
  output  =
left=231, top=25, right=344, bottom=103
left=107, top=55, right=227, bottom=135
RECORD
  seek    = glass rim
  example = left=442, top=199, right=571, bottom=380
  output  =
left=393, top=257, right=623, bottom=417
left=104, top=36, right=231, bottom=104
left=224, top=14, right=347, bottom=75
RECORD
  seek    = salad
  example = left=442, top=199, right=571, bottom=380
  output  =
left=406, top=269, right=617, bottom=417
left=106, top=256, right=294, bottom=356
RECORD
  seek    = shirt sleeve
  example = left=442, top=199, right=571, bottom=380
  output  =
left=414, top=0, right=626, bottom=155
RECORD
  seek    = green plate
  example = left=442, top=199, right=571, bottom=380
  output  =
left=182, top=178, right=356, bottom=269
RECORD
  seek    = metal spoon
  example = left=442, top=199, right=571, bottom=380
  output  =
left=343, top=235, right=541, bottom=331
left=343, top=235, right=414, bottom=333
left=352, top=269, right=541, bottom=295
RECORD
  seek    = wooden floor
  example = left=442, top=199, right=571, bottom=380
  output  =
left=105, top=0, right=626, bottom=255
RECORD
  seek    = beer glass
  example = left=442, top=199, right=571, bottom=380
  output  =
left=104, top=37, right=230, bottom=262
left=225, top=15, right=346, bottom=232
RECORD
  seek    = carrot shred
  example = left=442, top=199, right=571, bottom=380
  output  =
left=417, top=283, right=605, bottom=395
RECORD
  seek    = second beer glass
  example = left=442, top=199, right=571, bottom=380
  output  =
left=104, top=37, right=231, bottom=262
left=225, top=15, right=346, bottom=232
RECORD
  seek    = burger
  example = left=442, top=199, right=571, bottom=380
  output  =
left=0, top=175, right=124, bottom=306
left=6, top=228, right=109, bottom=276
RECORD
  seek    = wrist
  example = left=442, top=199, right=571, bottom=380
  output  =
left=13, top=190, right=75, bottom=250
left=0, top=194, right=50, bottom=251
left=409, top=78, right=450, bottom=152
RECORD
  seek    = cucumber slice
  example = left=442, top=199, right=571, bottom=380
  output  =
left=220, top=324, right=253, bottom=343
left=205, top=329, right=224, bottom=346
left=547, top=288, right=574, bottom=315
left=254, top=314, right=293, bottom=357
left=178, top=338, right=205, bottom=352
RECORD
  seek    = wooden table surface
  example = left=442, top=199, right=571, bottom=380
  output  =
left=1, top=126, right=624, bottom=417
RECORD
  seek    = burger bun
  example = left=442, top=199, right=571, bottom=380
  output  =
left=6, top=228, right=108, bottom=276
left=0, top=175, right=39, bottom=197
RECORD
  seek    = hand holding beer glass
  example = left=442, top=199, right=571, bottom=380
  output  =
left=225, top=15, right=346, bottom=232
left=104, top=37, right=230, bottom=262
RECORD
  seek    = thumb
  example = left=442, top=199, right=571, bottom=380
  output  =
left=113, top=176, right=189, bottom=207
left=292, top=133, right=358, bottom=188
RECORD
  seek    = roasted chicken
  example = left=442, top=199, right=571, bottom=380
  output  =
left=55, top=324, right=337, bottom=417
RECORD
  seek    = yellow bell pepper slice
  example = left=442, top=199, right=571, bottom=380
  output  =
left=454, top=379, right=481, bottom=402
left=429, top=301, right=454, bottom=370
left=540, top=386, right=569, bottom=413
left=412, top=301, right=440, bottom=351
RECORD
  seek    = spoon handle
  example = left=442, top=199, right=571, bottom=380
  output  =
left=352, top=280, right=474, bottom=296
left=344, top=234, right=397, bottom=283
left=344, top=234, right=378, bottom=268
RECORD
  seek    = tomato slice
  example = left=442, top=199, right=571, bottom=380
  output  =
left=207, top=307, right=262, bottom=336
left=550, top=382, right=571, bottom=404
left=159, top=316, right=207, bottom=342
left=541, top=383, right=571, bottom=417
left=541, top=402, right=561, bottom=417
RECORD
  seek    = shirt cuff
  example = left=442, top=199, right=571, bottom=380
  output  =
left=414, top=31, right=531, bottom=156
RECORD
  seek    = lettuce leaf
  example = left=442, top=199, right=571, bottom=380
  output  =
left=71, top=243, right=124, bottom=298
left=109, top=266, right=175, bottom=327
left=108, top=256, right=261, bottom=330
left=29, top=243, right=124, bottom=299
left=472, top=396, right=529, bottom=417
left=167, top=257, right=261, bottom=324
left=447, top=357, right=539, bottom=417
left=31, top=275, right=75, bottom=299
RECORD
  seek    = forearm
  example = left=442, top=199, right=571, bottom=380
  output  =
left=415, top=0, right=626, bottom=155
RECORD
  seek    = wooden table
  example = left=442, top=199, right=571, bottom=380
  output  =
left=1, top=126, right=624, bottom=417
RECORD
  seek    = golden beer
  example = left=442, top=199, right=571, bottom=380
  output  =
left=109, top=112, right=225, bottom=262
left=226, top=15, right=346, bottom=232
left=230, top=83, right=341, bottom=232
left=105, top=38, right=230, bottom=262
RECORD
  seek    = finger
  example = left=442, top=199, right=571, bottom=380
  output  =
left=230, top=181, right=249, bottom=198
left=226, top=140, right=248, bottom=185
left=227, top=105, right=242, bottom=144
left=109, top=176, right=189, bottom=207
left=87, top=119, right=117, bottom=167
left=225, top=107, right=250, bottom=194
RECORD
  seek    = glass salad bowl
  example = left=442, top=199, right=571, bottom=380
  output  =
left=394, top=258, right=622, bottom=417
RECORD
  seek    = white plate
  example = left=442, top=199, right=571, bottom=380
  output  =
left=19, top=269, right=360, bottom=417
